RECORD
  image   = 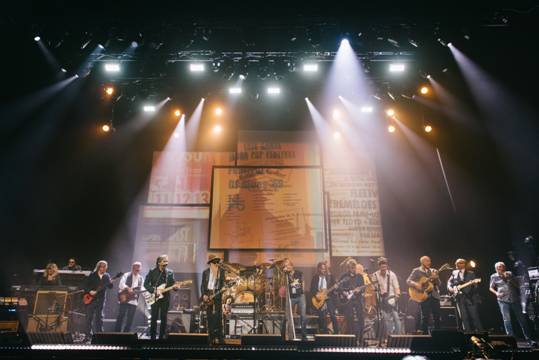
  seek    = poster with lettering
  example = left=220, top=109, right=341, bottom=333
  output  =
left=324, top=151, right=385, bottom=257
left=133, top=206, right=222, bottom=273
left=209, top=167, right=326, bottom=250
left=237, top=131, right=320, bottom=166
left=148, top=152, right=235, bottom=205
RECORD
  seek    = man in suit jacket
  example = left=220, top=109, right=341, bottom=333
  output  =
left=144, top=254, right=177, bottom=340
left=447, top=258, right=483, bottom=332
left=406, top=256, right=441, bottom=334
left=310, top=261, right=339, bottom=334
left=83, top=260, right=113, bottom=339
left=201, top=254, right=226, bottom=345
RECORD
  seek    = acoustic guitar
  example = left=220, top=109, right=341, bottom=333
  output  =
left=83, top=272, right=124, bottom=305
left=408, top=263, right=450, bottom=303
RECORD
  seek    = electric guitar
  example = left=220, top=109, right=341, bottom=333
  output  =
left=408, top=263, right=451, bottom=303
left=311, top=276, right=349, bottom=310
left=380, top=293, right=399, bottom=311
left=450, top=278, right=481, bottom=298
left=200, top=278, right=240, bottom=311
left=83, top=272, right=124, bottom=305
left=118, top=286, right=147, bottom=304
left=145, top=280, right=192, bottom=306
left=338, top=282, right=374, bottom=305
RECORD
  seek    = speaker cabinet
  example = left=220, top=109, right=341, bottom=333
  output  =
left=387, top=334, right=432, bottom=350
left=314, top=334, right=356, bottom=347
left=27, top=332, right=73, bottom=344
left=241, top=334, right=284, bottom=345
left=167, top=311, right=192, bottom=333
left=167, top=333, right=208, bottom=345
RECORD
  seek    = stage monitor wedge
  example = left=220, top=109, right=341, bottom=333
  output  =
left=167, top=333, right=209, bottom=345
left=314, top=334, right=356, bottom=347
left=241, top=334, right=284, bottom=346
left=92, top=332, right=138, bottom=345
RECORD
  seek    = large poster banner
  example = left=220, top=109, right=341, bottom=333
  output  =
left=237, top=131, right=320, bottom=166
left=325, top=153, right=385, bottom=257
left=148, top=152, right=235, bottom=205
left=133, top=206, right=220, bottom=273
left=209, top=167, right=326, bottom=250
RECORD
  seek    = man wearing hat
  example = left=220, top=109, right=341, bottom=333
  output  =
left=201, top=254, right=226, bottom=344
left=447, top=258, right=483, bottom=332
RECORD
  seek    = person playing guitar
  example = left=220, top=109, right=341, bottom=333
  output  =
left=144, top=255, right=178, bottom=340
left=83, top=260, right=114, bottom=340
left=406, top=256, right=442, bottom=334
left=201, top=254, right=226, bottom=345
left=338, top=259, right=365, bottom=346
left=310, top=261, right=339, bottom=334
left=447, top=258, right=483, bottom=332
left=115, top=261, right=145, bottom=332
left=371, top=257, right=401, bottom=337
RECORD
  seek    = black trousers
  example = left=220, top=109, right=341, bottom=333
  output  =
left=455, top=296, right=483, bottom=332
left=115, top=303, right=137, bottom=332
left=150, top=299, right=169, bottom=340
left=315, top=297, right=339, bottom=334
left=85, top=299, right=105, bottom=337
left=343, top=301, right=364, bottom=344
left=420, top=296, right=441, bottom=333
left=207, top=303, right=223, bottom=343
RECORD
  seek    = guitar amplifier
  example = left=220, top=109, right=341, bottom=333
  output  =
left=166, top=311, right=191, bottom=333
left=33, top=291, right=67, bottom=315
left=230, top=303, right=255, bottom=315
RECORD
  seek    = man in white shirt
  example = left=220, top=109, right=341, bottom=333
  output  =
left=372, top=257, right=401, bottom=337
left=115, top=262, right=145, bottom=332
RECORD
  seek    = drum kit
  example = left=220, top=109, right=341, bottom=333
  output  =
left=218, top=259, right=288, bottom=311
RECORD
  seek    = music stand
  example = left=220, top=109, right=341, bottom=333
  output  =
left=28, top=290, right=68, bottom=333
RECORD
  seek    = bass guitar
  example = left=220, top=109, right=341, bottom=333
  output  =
left=145, top=280, right=192, bottom=306
left=83, top=272, right=124, bottom=305
left=118, top=286, right=147, bottom=304
left=450, top=278, right=481, bottom=298
left=408, top=263, right=450, bottom=303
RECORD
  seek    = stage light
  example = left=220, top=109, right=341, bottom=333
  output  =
left=447, top=42, right=453, bottom=47
left=173, top=132, right=180, bottom=138
left=143, top=105, right=156, bottom=113
left=60, top=68, right=67, bottom=73
left=104, top=63, right=120, bottom=73
left=101, top=124, right=110, bottom=132
left=189, top=63, right=205, bottom=72
left=469, top=260, right=477, bottom=268
left=426, top=74, right=432, bottom=79
left=420, top=86, right=430, bottom=95
left=385, top=108, right=395, bottom=117
left=174, top=109, right=181, bottom=117
left=389, top=63, right=405, bottom=73
left=340, top=39, right=350, bottom=46
left=229, top=87, right=242, bottom=94
left=303, top=63, right=318, bottom=72
left=333, top=131, right=341, bottom=140
left=424, top=124, right=433, bottom=133
left=267, top=86, right=281, bottom=95
left=34, top=36, right=40, bottom=42
left=215, top=107, right=223, bottom=116
left=105, top=86, right=114, bottom=95
left=213, top=124, right=223, bottom=134
left=360, top=106, right=374, bottom=113
left=239, top=74, right=246, bottom=80
left=387, top=124, right=396, bottom=133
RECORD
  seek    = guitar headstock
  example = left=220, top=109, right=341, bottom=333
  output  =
left=438, top=263, right=451, bottom=272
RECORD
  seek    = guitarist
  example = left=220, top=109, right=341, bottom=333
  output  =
left=372, top=257, right=401, bottom=336
left=144, top=254, right=178, bottom=340
left=338, top=259, right=365, bottom=345
left=447, top=258, right=483, bottom=332
left=201, top=254, right=226, bottom=345
left=83, top=260, right=113, bottom=339
left=406, top=256, right=441, bottom=334
left=115, top=261, right=145, bottom=332
left=310, top=261, right=339, bottom=334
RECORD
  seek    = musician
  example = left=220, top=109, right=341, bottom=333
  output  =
left=201, top=254, right=226, bottom=345
left=489, top=261, right=536, bottom=345
left=372, top=257, right=401, bottom=336
left=406, top=256, right=441, bottom=334
left=83, top=260, right=113, bottom=338
left=38, top=262, right=62, bottom=286
left=282, top=259, right=307, bottom=339
left=447, top=258, right=483, bottom=332
left=144, top=254, right=177, bottom=340
left=310, top=261, right=339, bottom=334
left=338, top=259, right=365, bottom=345
left=115, top=261, right=145, bottom=332
left=62, top=258, right=82, bottom=271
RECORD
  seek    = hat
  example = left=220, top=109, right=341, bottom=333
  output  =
left=207, top=254, right=222, bottom=264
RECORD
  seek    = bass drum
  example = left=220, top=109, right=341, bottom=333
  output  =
left=234, top=291, right=255, bottom=304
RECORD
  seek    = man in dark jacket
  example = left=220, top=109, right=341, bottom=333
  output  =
left=338, top=259, right=364, bottom=345
left=144, top=254, right=177, bottom=340
left=201, top=254, right=226, bottom=345
left=310, top=261, right=339, bottom=334
left=83, top=260, right=113, bottom=339
left=447, top=258, right=483, bottom=332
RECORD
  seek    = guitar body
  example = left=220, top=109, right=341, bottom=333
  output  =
left=146, top=280, right=192, bottom=306
left=408, top=276, right=433, bottom=302
left=311, top=289, right=328, bottom=310
left=83, top=272, right=124, bottom=305
left=118, top=288, right=139, bottom=304
left=83, top=293, right=94, bottom=305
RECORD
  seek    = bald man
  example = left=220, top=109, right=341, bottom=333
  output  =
left=406, top=256, right=441, bottom=334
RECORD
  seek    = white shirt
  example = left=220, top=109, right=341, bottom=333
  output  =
left=119, top=272, right=145, bottom=306
left=318, top=276, right=327, bottom=290
left=373, top=270, right=400, bottom=297
left=207, top=269, right=216, bottom=290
